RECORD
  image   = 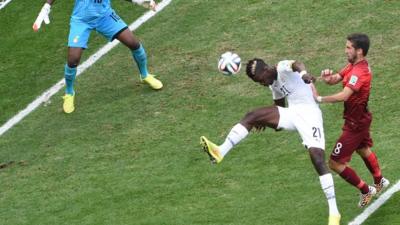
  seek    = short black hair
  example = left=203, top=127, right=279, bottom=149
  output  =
left=246, top=58, right=268, bottom=78
left=347, top=33, right=370, bottom=56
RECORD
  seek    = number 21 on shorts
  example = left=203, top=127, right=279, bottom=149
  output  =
left=312, top=127, right=321, bottom=138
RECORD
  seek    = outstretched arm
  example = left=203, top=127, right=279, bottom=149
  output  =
left=309, top=83, right=319, bottom=97
left=316, top=86, right=354, bottom=103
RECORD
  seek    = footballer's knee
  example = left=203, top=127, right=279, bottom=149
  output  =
left=118, top=30, right=141, bottom=50
left=67, top=47, right=83, bottom=67
left=356, top=147, right=372, bottom=158
left=243, top=111, right=257, bottom=122
left=309, top=148, right=329, bottom=175
left=329, top=159, right=345, bottom=173
left=125, top=39, right=140, bottom=51
left=67, top=54, right=80, bottom=68
left=130, top=41, right=141, bottom=51
left=241, top=111, right=259, bottom=130
left=328, top=159, right=335, bottom=170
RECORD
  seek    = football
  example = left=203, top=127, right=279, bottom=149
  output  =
left=218, top=51, right=241, bottom=75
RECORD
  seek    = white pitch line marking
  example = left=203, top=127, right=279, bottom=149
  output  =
left=0, top=0, right=172, bottom=137
left=0, top=0, right=13, bottom=10
left=348, top=180, right=400, bottom=225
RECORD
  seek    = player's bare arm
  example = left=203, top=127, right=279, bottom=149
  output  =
left=309, top=83, right=319, bottom=97
left=316, top=86, right=354, bottom=103
left=320, top=69, right=342, bottom=85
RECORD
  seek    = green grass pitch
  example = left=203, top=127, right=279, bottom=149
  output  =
left=1, top=0, right=400, bottom=224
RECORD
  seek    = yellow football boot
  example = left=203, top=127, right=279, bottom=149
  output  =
left=328, top=214, right=341, bottom=225
left=142, top=74, right=163, bottom=90
left=200, top=136, right=223, bottom=164
left=63, top=94, right=75, bottom=114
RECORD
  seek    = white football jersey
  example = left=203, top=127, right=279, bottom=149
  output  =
left=269, top=60, right=318, bottom=107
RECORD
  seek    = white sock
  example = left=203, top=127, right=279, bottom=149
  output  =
left=319, top=173, right=340, bottom=215
left=219, top=123, right=249, bottom=157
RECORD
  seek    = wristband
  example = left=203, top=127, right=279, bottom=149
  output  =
left=316, top=96, right=323, bottom=103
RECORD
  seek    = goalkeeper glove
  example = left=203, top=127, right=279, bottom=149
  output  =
left=131, top=0, right=157, bottom=11
left=33, top=3, right=51, bottom=32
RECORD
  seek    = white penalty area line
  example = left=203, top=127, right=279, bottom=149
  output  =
left=0, top=0, right=13, bottom=10
left=348, top=180, right=400, bottom=225
left=0, top=0, right=172, bottom=137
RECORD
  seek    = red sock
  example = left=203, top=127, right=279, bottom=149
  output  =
left=362, top=152, right=382, bottom=184
left=340, top=167, right=369, bottom=194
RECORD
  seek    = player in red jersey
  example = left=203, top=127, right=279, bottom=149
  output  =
left=315, top=33, right=389, bottom=207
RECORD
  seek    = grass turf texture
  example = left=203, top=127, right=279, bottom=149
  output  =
left=1, top=0, right=400, bottom=224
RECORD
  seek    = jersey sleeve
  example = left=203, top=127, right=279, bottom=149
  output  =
left=269, top=85, right=285, bottom=100
left=276, top=60, right=297, bottom=80
left=345, top=72, right=364, bottom=92
left=339, top=64, right=351, bottom=78
left=277, top=60, right=295, bottom=73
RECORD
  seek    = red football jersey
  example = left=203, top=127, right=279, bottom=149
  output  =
left=339, top=59, right=372, bottom=131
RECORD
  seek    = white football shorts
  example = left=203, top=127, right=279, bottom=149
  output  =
left=276, top=105, right=325, bottom=150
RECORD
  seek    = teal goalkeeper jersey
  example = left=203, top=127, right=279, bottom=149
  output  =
left=72, top=0, right=112, bottom=22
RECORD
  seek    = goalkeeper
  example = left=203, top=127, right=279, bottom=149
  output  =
left=33, top=0, right=163, bottom=113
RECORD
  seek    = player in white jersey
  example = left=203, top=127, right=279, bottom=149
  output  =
left=200, top=58, right=341, bottom=225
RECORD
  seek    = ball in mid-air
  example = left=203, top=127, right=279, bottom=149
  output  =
left=218, top=51, right=241, bottom=75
